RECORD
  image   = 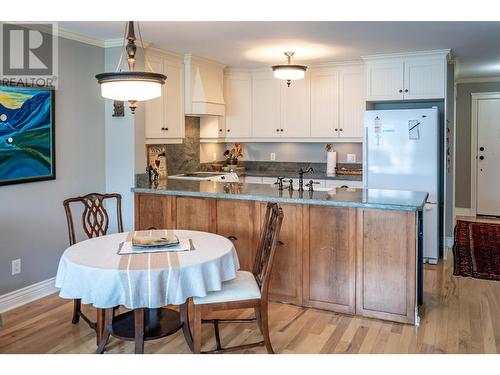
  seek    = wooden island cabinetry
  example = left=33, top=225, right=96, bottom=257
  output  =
left=134, top=192, right=420, bottom=324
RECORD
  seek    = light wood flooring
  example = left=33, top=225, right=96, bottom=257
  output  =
left=1, top=248, right=500, bottom=354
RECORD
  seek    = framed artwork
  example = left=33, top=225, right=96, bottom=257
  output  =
left=0, top=86, right=55, bottom=186
left=146, top=144, right=167, bottom=178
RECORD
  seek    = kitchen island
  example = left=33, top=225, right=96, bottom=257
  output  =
left=132, top=177, right=427, bottom=325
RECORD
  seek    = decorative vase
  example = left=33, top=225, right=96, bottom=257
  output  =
left=227, top=157, right=238, bottom=166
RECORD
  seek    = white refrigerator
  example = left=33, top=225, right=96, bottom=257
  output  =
left=363, top=108, right=440, bottom=263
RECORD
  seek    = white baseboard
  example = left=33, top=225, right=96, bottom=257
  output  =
left=455, top=207, right=473, bottom=217
left=0, top=277, right=57, bottom=313
left=446, top=236, right=454, bottom=249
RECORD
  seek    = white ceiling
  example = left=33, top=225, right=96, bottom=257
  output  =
left=59, top=21, right=500, bottom=78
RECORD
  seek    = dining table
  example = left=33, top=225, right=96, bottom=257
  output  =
left=55, top=229, right=240, bottom=353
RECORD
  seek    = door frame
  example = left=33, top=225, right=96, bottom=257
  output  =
left=470, top=92, right=500, bottom=216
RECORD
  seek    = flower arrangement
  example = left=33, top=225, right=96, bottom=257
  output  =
left=325, top=143, right=334, bottom=152
left=224, top=143, right=243, bottom=165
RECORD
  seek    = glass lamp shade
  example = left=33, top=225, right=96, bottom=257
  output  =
left=272, top=65, right=307, bottom=81
left=95, top=72, right=166, bottom=102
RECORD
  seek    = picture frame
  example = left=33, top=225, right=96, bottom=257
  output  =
left=0, top=85, right=56, bottom=186
left=146, top=144, right=167, bottom=178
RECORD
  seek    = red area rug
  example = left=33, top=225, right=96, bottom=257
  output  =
left=453, top=220, right=500, bottom=281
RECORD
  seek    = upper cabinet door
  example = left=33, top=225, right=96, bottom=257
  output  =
left=365, top=60, right=404, bottom=101
left=252, top=72, right=281, bottom=138
left=145, top=53, right=165, bottom=139
left=310, top=69, right=339, bottom=138
left=224, top=74, right=252, bottom=138
left=403, top=57, right=445, bottom=100
left=339, top=67, right=364, bottom=138
left=163, top=59, right=185, bottom=139
left=280, top=75, right=311, bottom=138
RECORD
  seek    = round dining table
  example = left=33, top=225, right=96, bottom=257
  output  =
left=55, top=229, right=240, bottom=353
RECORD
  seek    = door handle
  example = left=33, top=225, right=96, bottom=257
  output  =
left=227, top=235, right=238, bottom=241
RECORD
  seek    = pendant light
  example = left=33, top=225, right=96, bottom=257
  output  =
left=96, top=21, right=166, bottom=114
left=272, top=52, right=307, bottom=87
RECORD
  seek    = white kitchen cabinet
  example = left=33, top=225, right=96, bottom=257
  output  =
left=252, top=72, right=281, bottom=138
left=224, top=74, right=252, bottom=138
left=280, top=75, right=311, bottom=138
left=364, top=60, right=405, bottom=101
left=363, top=50, right=449, bottom=102
left=338, top=67, right=364, bottom=138
left=403, top=57, right=446, bottom=100
left=145, top=49, right=184, bottom=142
left=199, top=116, right=225, bottom=140
left=310, top=68, right=339, bottom=137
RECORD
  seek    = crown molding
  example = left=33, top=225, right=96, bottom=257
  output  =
left=362, top=49, right=451, bottom=61
left=58, top=27, right=105, bottom=47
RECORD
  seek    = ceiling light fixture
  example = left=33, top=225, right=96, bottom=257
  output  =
left=95, top=21, right=166, bottom=114
left=272, top=52, right=307, bottom=87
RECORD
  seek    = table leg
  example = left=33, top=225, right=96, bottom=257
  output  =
left=180, top=300, right=194, bottom=352
left=96, top=308, right=105, bottom=346
left=96, top=308, right=113, bottom=354
left=134, top=308, right=145, bottom=354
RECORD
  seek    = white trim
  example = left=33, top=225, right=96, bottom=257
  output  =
left=199, top=137, right=364, bottom=143
left=362, top=49, right=451, bottom=62
left=455, top=207, right=473, bottom=217
left=58, top=27, right=105, bottom=47
left=456, top=76, right=500, bottom=84
left=470, top=92, right=500, bottom=217
left=446, top=236, right=454, bottom=249
left=0, top=277, right=57, bottom=313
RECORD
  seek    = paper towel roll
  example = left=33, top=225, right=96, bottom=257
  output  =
left=327, top=151, right=337, bottom=174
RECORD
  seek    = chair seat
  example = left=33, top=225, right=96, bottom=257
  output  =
left=193, top=271, right=261, bottom=305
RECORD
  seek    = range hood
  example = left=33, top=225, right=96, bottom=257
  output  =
left=184, top=54, right=225, bottom=116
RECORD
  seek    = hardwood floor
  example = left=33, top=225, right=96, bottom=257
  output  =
left=1, top=249, right=500, bottom=354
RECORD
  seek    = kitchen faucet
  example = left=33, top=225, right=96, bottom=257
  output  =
left=298, top=167, right=314, bottom=191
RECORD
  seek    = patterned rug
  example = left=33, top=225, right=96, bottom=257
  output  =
left=453, top=220, right=500, bottom=281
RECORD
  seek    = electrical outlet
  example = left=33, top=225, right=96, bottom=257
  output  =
left=270, top=152, right=276, bottom=161
left=347, top=154, right=356, bottom=163
left=12, top=259, right=21, bottom=275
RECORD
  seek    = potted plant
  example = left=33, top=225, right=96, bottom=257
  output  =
left=224, top=143, right=243, bottom=165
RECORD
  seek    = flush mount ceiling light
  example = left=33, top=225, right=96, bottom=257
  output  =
left=272, top=52, right=307, bottom=87
left=95, top=21, right=166, bottom=114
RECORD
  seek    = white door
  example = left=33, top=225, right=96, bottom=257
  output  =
left=476, top=98, right=500, bottom=216
left=252, top=72, right=281, bottom=138
left=281, top=76, right=310, bottom=137
left=224, top=75, right=252, bottom=138
left=310, top=69, right=339, bottom=137
left=403, top=57, right=445, bottom=100
left=339, top=67, right=364, bottom=138
left=365, top=60, right=404, bottom=101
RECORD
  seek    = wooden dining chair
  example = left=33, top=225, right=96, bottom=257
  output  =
left=190, top=202, right=284, bottom=354
left=63, top=193, right=123, bottom=341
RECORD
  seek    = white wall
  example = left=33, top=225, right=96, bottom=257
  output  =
left=0, top=38, right=105, bottom=295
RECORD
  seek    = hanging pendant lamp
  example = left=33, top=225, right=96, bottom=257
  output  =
left=272, top=52, right=307, bottom=87
left=96, top=21, right=166, bottom=114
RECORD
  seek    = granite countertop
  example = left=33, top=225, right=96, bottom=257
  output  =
left=132, top=178, right=427, bottom=212
left=238, top=170, right=362, bottom=181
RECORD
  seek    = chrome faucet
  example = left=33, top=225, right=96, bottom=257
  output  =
left=298, top=167, right=314, bottom=192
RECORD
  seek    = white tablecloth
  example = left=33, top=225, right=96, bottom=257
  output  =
left=55, top=230, right=240, bottom=309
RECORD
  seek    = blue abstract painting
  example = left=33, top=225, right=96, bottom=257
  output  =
left=0, top=86, right=55, bottom=186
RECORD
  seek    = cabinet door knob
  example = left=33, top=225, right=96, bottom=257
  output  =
left=479, top=155, right=485, bottom=160
left=480, top=146, right=485, bottom=151
left=161, top=127, right=168, bottom=131
left=280, top=129, right=284, bottom=132
left=404, top=89, right=409, bottom=93
left=276, top=129, right=280, bottom=132
left=339, top=128, right=343, bottom=132
left=219, top=128, right=223, bottom=132
left=334, top=128, right=338, bottom=131
left=227, top=129, right=230, bottom=132
left=399, top=89, right=403, bottom=93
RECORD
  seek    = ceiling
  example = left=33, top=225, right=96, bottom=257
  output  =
left=59, top=21, right=500, bottom=78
